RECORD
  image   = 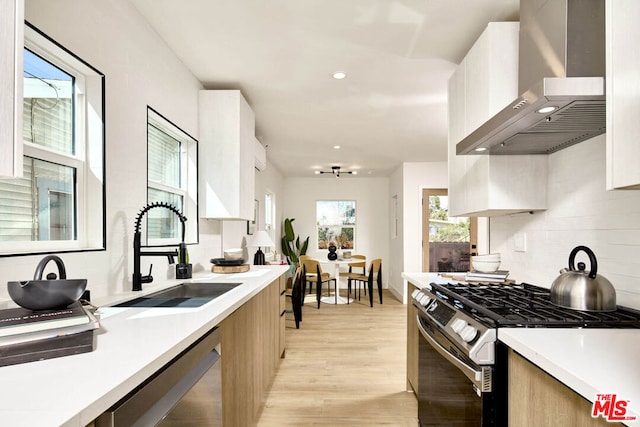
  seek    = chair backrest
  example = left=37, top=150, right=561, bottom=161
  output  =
left=292, top=265, right=303, bottom=282
left=302, top=258, right=322, bottom=274
left=299, top=255, right=311, bottom=264
left=290, top=265, right=304, bottom=327
left=368, top=258, right=382, bottom=275
left=348, top=255, right=366, bottom=273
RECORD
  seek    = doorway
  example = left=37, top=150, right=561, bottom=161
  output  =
left=422, top=189, right=477, bottom=273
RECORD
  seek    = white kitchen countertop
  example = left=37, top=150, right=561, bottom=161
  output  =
left=0, top=265, right=289, bottom=427
left=402, top=272, right=640, bottom=425
left=500, top=328, right=640, bottom=425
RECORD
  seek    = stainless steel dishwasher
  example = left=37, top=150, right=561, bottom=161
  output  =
left=96, top=327, right=222, bottom=426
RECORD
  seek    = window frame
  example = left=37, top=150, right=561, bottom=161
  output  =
left=0, top=22, right=105, bottom=256
left=316, top=200, right=356, bottom=251
left=145, top=107, right=198, bottom=247
left=264, top=191, right=275, bottom=255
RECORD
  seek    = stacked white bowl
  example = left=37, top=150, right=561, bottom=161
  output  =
left=471, top=253, right=501, bottom=273
left=224, top=248, right=244, bottom=260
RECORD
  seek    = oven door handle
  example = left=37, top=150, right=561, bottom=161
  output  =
left=417, top=315, right=491, bottom=392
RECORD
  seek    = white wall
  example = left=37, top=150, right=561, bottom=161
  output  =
left=389, top=166, right=404, bottom=299
left=228, top=161, right=285, bottom=264
left=401, top=163, right=449, bottom=272
left=0, top=0, right=276, bottom=302
left=490, top=134, right=640, bottom=310
left=388, top=162, right=448, bottom=301
left=282, top=177, right=389, bottom=286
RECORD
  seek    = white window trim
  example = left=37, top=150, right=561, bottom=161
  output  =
left=316, top=200, right=357, bottom=251
left=0, top=23, right=105, bottom=255
left=146, top=107, right=198, bottom=246
left=264, top=191, right=275, bottom=255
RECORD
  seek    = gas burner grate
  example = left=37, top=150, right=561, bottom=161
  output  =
left=429, top=282, right=640, bottom=328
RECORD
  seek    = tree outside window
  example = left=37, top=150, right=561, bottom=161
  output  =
left=316, top=201, right=356, bottom=250
left=428, top=196, right=470, bottom=242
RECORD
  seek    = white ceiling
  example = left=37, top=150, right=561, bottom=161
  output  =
left=130, top=0, right=519, bottom=177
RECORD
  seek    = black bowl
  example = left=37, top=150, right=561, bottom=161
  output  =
left=7, top=279, right=87, bottom=310
left=210, top=258, right=245, bottom=266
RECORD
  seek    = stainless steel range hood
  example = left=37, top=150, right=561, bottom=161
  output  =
left=457, top=0, right=605, bottom=155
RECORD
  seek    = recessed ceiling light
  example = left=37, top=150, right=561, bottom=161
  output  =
left=333, top=145, right=341, bottom=149
left=538, top=106, right=557, bottom=114
left=475, top=147, right=488, bottom=152
left=332, top=71, right=346, bottom=80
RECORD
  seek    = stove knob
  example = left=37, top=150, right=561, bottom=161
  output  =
left=460, top=325, right=478, bottom=343
left=451, top=318, right=467, bottom=333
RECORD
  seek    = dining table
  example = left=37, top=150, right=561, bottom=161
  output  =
left=316, top=258, right=356, bottom=304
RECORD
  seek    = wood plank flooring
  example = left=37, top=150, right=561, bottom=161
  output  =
left=256, top=289, right=418, bottom=426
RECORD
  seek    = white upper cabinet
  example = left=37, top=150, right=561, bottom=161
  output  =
left=0, top=0, right=24, bottom=178
left=199, top=90, right=256, bottom=220
left=254, top=136, right=266, bottom=171
left=606, top=0, right=640, bottom=190
left=448, top=22, right=547, bottom=217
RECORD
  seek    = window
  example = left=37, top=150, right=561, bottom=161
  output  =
left=264, top=191, right=275, bottom=253
left=422, top=189, right=476, bottom=273
left=146, top=107, right=198, bottom=245
left=0, top=23, right=105, bottom=255
left=316, top=200, right=356, bottom=250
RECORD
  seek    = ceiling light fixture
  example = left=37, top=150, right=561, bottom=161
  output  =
left=316, top=166, right=357, bottom=177
left=332, top=71, right=346, bottom=80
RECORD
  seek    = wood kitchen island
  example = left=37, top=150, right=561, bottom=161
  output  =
left=0, top=265, right=289, bottom=426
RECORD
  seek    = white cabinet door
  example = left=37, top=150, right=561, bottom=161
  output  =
left=448, top=22, right=547, bottom=217
left=199, top=90, right=256, bottom=220
left=447, top=62, right=467, bottom=215
left=0, top=0, right=24, bottom=178
left=606, top=0, right=640, bottom=190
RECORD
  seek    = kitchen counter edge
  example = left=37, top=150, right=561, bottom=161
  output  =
left=0, top=265, right=290, bottom=427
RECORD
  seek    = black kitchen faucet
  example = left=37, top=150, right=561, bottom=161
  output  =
left=132, top=202, right=191, bottom=291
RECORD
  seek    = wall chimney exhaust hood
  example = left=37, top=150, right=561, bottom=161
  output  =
left=457, top=0, right=605, bottom=156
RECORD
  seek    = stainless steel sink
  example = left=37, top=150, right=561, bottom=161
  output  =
left=114, top=282, right=243, bottom=308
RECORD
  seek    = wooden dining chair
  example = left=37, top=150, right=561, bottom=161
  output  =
left=304, top=259, right=336, bottom=308
left=284, top=265, right=305, bottom=328
left=340, top=255, right=366, bottom=298
left=299, top=255, right=315, bottom=294
left=351, top=258, right=382, bottom=307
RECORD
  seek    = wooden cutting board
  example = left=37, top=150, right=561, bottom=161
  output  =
left=211, top=264, right=250, bottom=273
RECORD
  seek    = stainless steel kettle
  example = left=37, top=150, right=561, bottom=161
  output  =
left=550, top=246, right=617, bottom=312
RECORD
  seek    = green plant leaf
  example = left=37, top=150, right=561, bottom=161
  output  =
left=281, top=217, right=309, bottom=267
left=284, top=218, right=295, bottom=241
left=281, top=237, right=292, bottom=257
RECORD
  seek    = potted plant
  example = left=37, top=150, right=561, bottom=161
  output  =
left=281, top=218, right=309, bottom=269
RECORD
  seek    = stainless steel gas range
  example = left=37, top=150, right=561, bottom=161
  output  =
left=411, top=281, right=640, bottom=426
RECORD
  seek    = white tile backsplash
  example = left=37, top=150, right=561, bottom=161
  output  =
left=490, top=134, right=640, bottom=310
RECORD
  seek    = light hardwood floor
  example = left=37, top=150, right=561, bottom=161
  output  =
left=256, top=289, right=418, bottom=426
